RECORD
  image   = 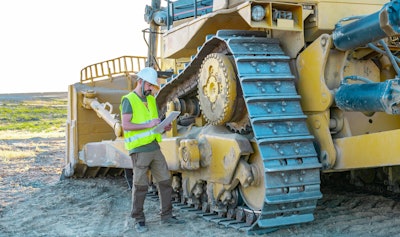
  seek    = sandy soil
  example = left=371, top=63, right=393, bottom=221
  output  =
left=1, top=93, right=400, bottom=237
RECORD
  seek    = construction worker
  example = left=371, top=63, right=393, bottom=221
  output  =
left=120, top=67, right=184, bottom=233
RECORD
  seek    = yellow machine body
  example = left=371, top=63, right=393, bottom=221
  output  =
left=64, top=0, right=400, bottom=233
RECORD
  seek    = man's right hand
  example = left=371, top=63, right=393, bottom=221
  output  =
left=147, top=118, right=161, bottom=128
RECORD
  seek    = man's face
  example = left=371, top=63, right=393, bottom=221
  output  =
left=143, top=81, right=155, bottom=96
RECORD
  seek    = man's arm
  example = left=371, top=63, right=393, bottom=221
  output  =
left=121, top=113, right=160, bottom=131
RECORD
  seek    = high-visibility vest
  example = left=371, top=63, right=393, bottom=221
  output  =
left=121, top=92, right=161, bottom=150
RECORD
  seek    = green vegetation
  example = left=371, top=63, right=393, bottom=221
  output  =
left=0, top=98, right=67, bottom=133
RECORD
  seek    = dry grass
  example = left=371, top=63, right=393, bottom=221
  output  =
left=0, top=93, right=66, bottom=160
left=0, top=130, right=65, bottom=159
left=0, top=130, right=65, bottom=140
left=0, top=93, right=67, bottom=133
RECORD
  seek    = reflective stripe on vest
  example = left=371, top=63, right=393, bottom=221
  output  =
left=121, top=92, right=161, bottom=150
left=124, top=130, right=153, bottom=143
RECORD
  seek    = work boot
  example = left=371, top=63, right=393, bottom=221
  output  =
left=160, top=216, right=185, bottom=225
left=134, top=221, right=148, bottom=233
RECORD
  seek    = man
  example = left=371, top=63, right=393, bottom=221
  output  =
left=120, top=67, right=184, bottom=233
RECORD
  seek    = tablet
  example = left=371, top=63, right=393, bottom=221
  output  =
left=153, top=111, right=180, bottom=133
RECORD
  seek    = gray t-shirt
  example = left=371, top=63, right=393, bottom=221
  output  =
left=121, top=95, right=160, bottom=155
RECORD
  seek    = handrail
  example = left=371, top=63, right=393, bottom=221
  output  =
left=80, top=56, right=148, bottom=83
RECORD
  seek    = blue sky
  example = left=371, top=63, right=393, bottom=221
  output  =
left=0, top=0, right=149, bottom=93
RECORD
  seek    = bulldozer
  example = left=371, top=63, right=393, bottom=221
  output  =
left=63, top=0, right=400, bottom=234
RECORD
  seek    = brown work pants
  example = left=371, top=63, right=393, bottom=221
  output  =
left=130, top=149, right=173, bottom=223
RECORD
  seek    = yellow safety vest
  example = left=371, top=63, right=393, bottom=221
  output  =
left=121, top=92, right=161, bottom=150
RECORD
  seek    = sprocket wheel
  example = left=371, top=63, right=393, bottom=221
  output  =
left=198, top=53, right=237, bottom=125
left=226, top=116, right=252, bottom=134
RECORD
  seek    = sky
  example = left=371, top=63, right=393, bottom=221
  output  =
left=0, top=0, right=151, bottom=94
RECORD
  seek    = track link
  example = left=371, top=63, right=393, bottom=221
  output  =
left=157, top=30, right=322, bottom=234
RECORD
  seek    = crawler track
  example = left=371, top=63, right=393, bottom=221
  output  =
left=156, top=30, right=322, bottom=234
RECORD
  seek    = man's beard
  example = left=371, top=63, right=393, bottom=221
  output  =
left=143, top=90, right=152, bottom=96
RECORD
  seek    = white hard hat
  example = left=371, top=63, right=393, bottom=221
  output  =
left=137, top=67, right=158, bottom=87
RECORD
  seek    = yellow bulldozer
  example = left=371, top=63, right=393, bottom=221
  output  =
left=63, top=0, right=400, bottom=234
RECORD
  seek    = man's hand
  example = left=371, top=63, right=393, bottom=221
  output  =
left=147, top=118, right=161, bottom=128
left=164, top=123, right=172, bottom=131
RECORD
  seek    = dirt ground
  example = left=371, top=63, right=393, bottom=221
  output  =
left=1, top=93, right=400, bottom=237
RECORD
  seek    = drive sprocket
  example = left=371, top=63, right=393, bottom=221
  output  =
left=198, top=53, right=237, bottom=125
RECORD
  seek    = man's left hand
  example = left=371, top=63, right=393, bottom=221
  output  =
left=164, top=123, right=172, bottom=131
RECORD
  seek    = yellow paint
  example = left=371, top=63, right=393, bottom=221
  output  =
left=297, top=34, right=333, bottom=112
left=160, top=138, right=180, bottom=171
left=344, top=112, right=400, bottom=136
left=179, top=139, right=201, bottom=170
left=333, top=129, right=400, bottom=170
left=166, top=102, right=178, bottom=137
left=307, top=112, right=336, bottom=169
left=161, top=125, right=253, bottom=184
